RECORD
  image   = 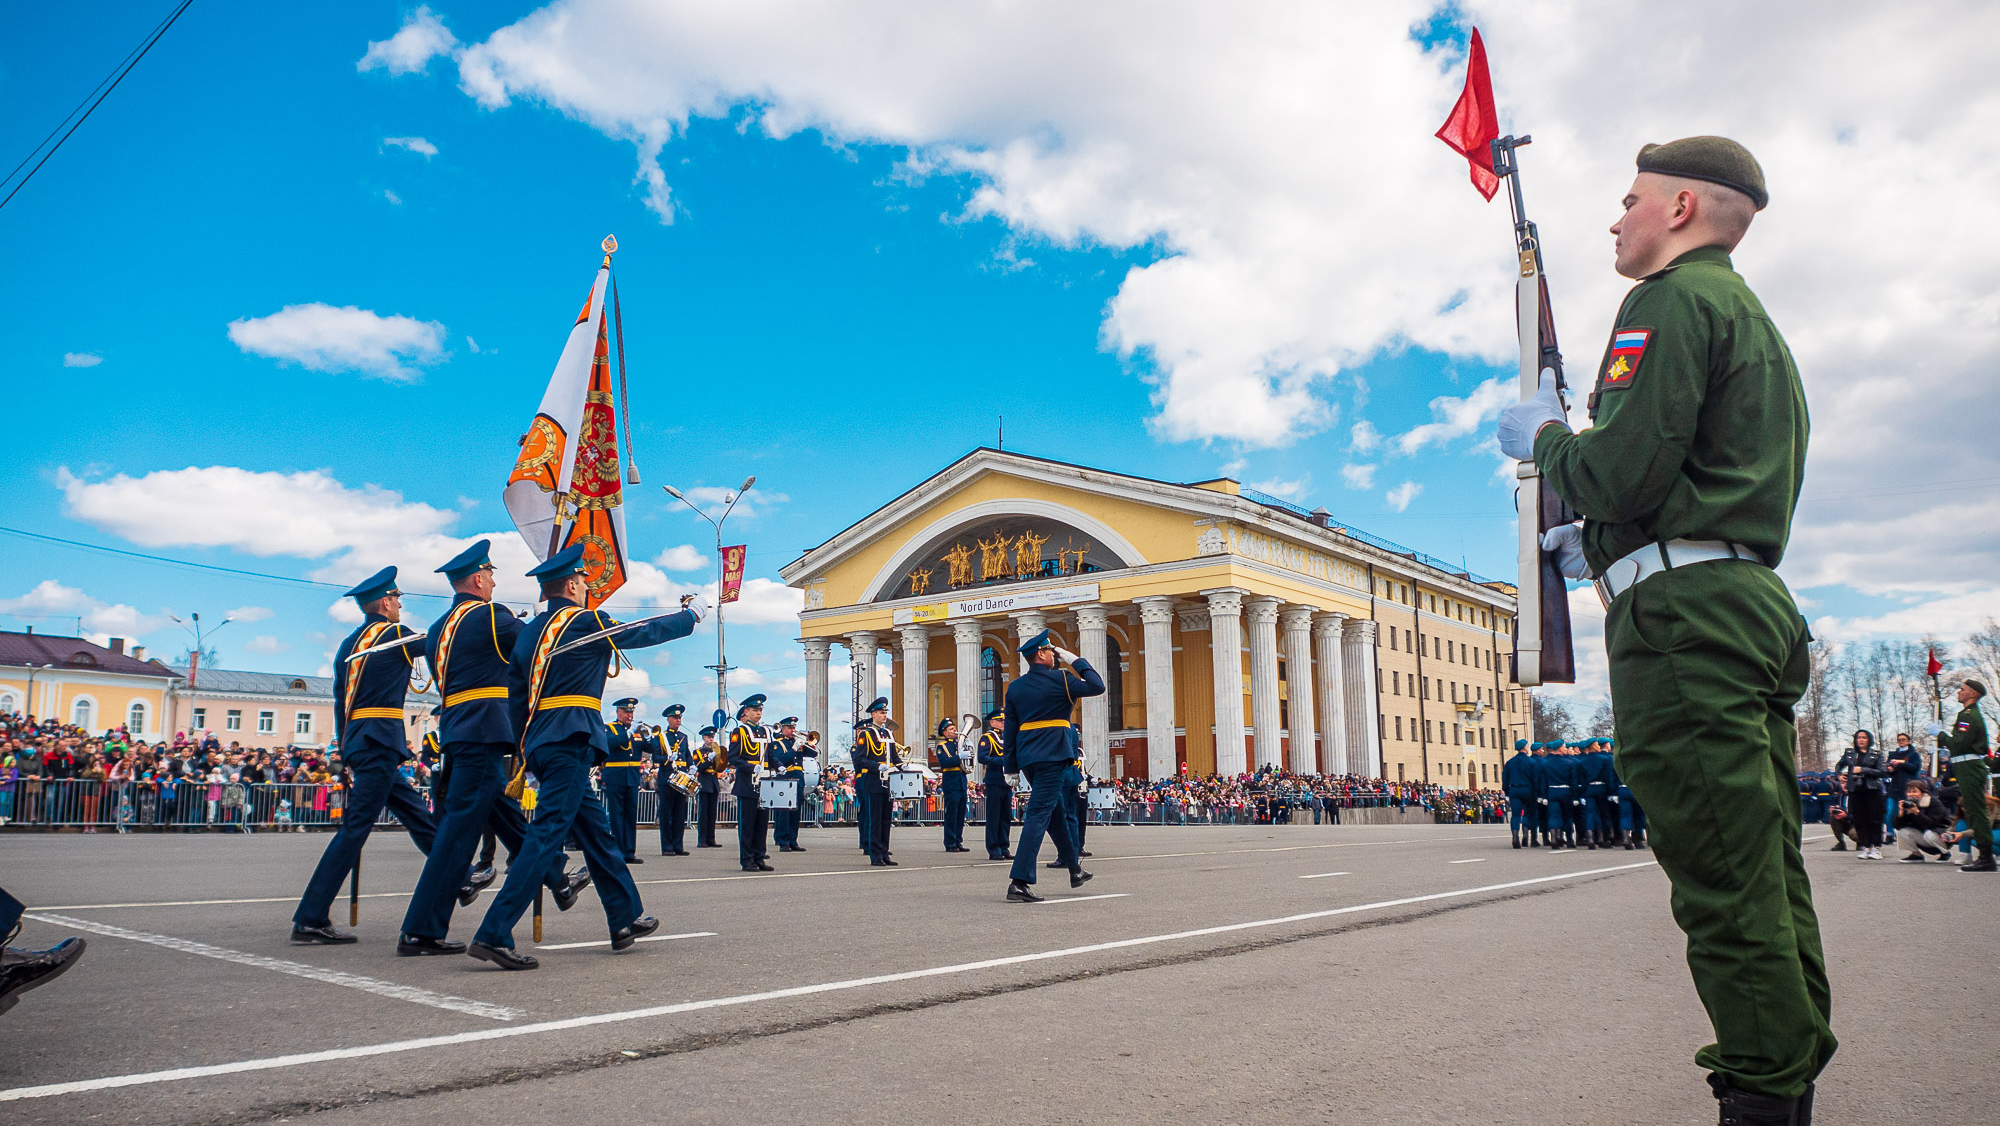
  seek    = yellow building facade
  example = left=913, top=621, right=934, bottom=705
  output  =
left=0, top=632, right=179, bottom=739
left=783, top=451, right=1528, bottom=787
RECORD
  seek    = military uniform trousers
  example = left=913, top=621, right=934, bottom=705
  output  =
left=737, top=793, right=769, bottom=868
left=657, top=783, right=689, bottom=854
left=984, top=780, right=1013, bottom=858
left=1607, top=561, right=1834, bottom=1098
left=1544, top=784, right=1575, bottom=842
left=1065, top=781, right=1087, bottom=856
left=599, top=765, right=642, bottom=861
left=1951, top=758, right=1992, bottom=855
left=857, top=788, right=873, bottom=851
left=1616, top=785, right=1647, bottom=835
left=402, top=742, right=568, bottom=941
left=865, top=787, right=893, bottom=861
left=432, top=751, right=502, bottom=867
left=1008, top=761, right=1080, bottom=883
left=772, top=783, right=801, bottom=849
left=293, top=741, right=439, bottom=928
left=1507, top=792, right=1536, bottom=837
left=473, top=736, right=642, bottom=949
left=696, top=789, right=719, bottom=847
left=1581, top=781, right=1611, bottom=835
left=940, top=774, right=967, bottom=850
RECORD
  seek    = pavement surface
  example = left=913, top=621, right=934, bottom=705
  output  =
left=1, top=822, right=1992, bottom=1125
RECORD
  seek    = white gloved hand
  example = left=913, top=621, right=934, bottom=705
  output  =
left=1924, top=721, right=1945, bottom=737
left=1540, top=523, right=1593, bottom=580
left=1497, top=370, right=1569, bottom=461
left=1052, top=646, right=1080, bottom=664
left=682, top=593, right=710, bottom=623
left=1538, top=797, right=1548, bottom=806
left=1006, top=773, right=1023, bottom=790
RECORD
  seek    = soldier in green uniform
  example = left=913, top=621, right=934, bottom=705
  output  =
left=1499, top=137, right=1832, bottom=1124
left=1937, top=676, right=1994, bottom=872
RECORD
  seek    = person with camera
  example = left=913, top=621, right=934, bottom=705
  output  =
left=1833, top=731, right=1888, bottom=859
left=1891, top=780, right=1952, bottom=863
left=1883, top=734, right=1924, bottom=843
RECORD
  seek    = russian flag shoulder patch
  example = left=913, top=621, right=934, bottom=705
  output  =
left=1602, top=328, right=1652, bottom=389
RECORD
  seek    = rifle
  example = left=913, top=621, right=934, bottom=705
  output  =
left=1491, top=134, right=1577, bottom=687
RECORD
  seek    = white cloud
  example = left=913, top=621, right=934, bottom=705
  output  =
left=1385, top=480, right=1422, bottom=512
left=245, top=635, right=290, bottom=655
left=466, top=336, right=481, bottom=353
left=62, top=352, right=102, bottom=368
left=1247, top=476, right=1309, bottom=502
left=358, top=6, right=457, bottom=75
left=383, top=189, right=403, bottom=206
left=382, top=136, right=438, bottom=157
left=1340, top=463, right=1376, bottom=490
left=225, top=606, right=275, bottom=623
left=0, top=580, right=170, bottom=642
left=1349, top=421, right=1381, bottom=455
left=327, top=599, right=363, bottom=625
left=227, top=303, right=447, bottom=382
left=1393, top=378, right=1512, bottom=456
left=655, top=543, right=710, bottom=571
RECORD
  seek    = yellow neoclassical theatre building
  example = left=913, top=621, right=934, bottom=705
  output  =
left=783, top=450, right=1529, bottom=789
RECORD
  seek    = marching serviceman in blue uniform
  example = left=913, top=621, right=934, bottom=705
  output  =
left=602, top=698, right=645, bottom=864
left=1579, top=737, right=1615, bottom=849
left=291, top=567, right=440, bottom=944
left=729, top=694, right=775, bottom=871
left=1503, top=739, right=1536, bottom=848
left=653, top=704, right=692, bottom=856
left=1542, top=742, right=1576, bottom=849
left=399, top=542, right=581, bottom=955
left=467, top=545, right=702, bottom=970
left=1003, top=630, right=1104, bottom=902
left=978, top=710, right=1012, bottom=860
left=695, top=726, right=723, bottom=848
left=770, top=716, right=808, bottom=852
left=932, top=717, right=970, bottom=853
left=853, top=698, right=900, bottom=865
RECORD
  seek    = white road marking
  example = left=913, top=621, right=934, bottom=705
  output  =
left=2, top=859, right=1657, bottom=1103
left=1449, top=858, right=1487, bottom=864
left=29, top=893, right=409, bottom=911
left=23, top=914, right=521, bottom=1022
left=534, top=931, right=716, bottom=952
left=1298, top=872, right=1350, bottom=879
left=1039, top=894, right=1129, bottom=905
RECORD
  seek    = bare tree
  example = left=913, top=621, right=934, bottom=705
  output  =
left=1586, top=693, right=1615, bottom=738
left=1796, top=637, right=1834, bottom=771
left=1530, top=694, right=1577, bottom=744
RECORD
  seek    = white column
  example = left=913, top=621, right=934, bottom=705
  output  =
left=1312, top=613, right=1348, bottom=775
left=801, top=638, right=831, bottom=741
left=1136, top=596, right=1177, bottom=780
left=1246, top=596, right=1283, bottom=770
left=952, top=619, right=983, bottom=728
left=848, top=631, right=880, bottom=716
left=1205, top=588, right=1248, bottom=775
left=1280, top=607, right=1318, bottom=775
left=1075, top=604, right=1110, bottom=775
left=897, top=625, right=930, bottom=748
left=1342, top=620, right=1381, bottom=776
left=1010, top=610, right=1048, bottom=673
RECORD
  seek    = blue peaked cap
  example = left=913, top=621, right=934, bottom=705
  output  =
left=1017, top=628, right=1052, bottom=657
left=436, top=539, right=494, bottom=583
left=527, top=542, right=591, bottom=581
left=344, top=566, right=399, bottom=606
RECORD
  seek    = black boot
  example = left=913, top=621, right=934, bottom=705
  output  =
left=1711, top=1075, right=1810, bottom=1125
left=1511, top=832, right=1521, bottom=849
left=1624, top=831, right=1636, bottom=850
left=1961, top=849, right=1997, bottom=873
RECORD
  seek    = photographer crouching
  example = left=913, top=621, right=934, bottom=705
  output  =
left=1891, top=780, right=1952, bottom=863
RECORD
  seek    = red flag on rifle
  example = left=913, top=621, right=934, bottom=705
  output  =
left=1435, top=28, right=1500, bottom=200
left=1927, top=648, right=1943, bottom=677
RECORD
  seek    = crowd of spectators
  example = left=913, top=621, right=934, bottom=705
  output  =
left=1808, top=727, right=1998, bottom=865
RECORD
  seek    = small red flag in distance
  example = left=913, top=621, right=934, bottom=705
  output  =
left=1927, top=648, right=1943, bottom=677
left=1435, top=27, right=1500, bottom=200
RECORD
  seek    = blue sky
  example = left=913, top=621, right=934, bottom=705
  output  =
left=4, top=2, right=1992, bottom=724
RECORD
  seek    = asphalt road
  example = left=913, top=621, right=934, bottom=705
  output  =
left=1, top=822, right=1991, bottom=1124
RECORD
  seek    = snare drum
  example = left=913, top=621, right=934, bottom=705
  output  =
left=669, top=770, right=697, bottom=797
left=887, top=769, right=925, bottom=801
left=759, top=777, right=801, bottom=811
left=1087, top=784, right=1118, bottom=811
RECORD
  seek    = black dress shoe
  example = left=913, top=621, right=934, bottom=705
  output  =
left=870, top=858, right=888, bottom=866
left=397, top=933, right=467, bottom=957
left=880, top=858, right=898, bottom=866
left=467, top=942, right=538, bottom=971
left=756, top=862, right=775, bottom=871
left=1080, top=851, right=1092, bottom=858
left=1046, top=860, right=1065, bottom=869
left=553, top=869, right=593, bottom=912
left=1000, top=851, right=1014, bottom=860
left=0, top=937, right=85, bottom=1014
left=1006, top=880, right=1043, bottom=903
left=457, top=865, right=497, bottom=906
left=791, top=846, right=807, bottom=852
left=611, top=916, right=660, bottom=952
left=627, top=856, right=643, bottom=865
left=947, top=846, right=970, bottom=853
left=673, top=849, right=691, bottom=856
left=1070, top=869, right=1094, bottom=889
left=290, top=924, right=357, bottom=946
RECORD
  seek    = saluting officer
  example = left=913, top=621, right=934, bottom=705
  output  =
left=1939, top=676, right=1994, bottom=872
left=695, top=726, right=723, bottom=848
left=932, top=717, right=970, bottom=853
left=1003, top=630, right=1103, bottom=902
left=769, top=716, right=808, bottom=853
left=466, top=545, right=702, bottom=970
left=653, top=704, right=692, bottom=856
left=602, top=698, right=645, bottom=864
left=852, top=698, right=900, bottom=865
left=1499, top=137, right=1832, bottom=1119
left=291, top=568, right=440, bottom=945
left=400, top=542, right=580, bottom=956
left=978, top=710, right=1012, bottom=860
left=729, top=694, right=775, bottom=872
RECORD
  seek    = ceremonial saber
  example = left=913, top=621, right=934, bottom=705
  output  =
left=349, top=856, right=360, bottom=927
left=345, top=630, right=428, bottom=662
left=544, top=596, right=697, bottom=659
left=533, top=885, right=543, bottom=944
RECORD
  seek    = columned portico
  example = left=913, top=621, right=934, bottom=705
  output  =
left=951, top=620, right=982, bottom=728
left=897, top=625, right=930, bottom=750
left=1279, top=607, right=1317, bottom=775
left=1204, top=588, right=1248, bottom=775
left=801, top=638, right=832, bottom=740
left=1312, top=613, right=1348, bottom=774
left=1135, top=596, right=1177, bottom=780
left=1245, top=596, right=1283, bottom=770
left=1010, top=610, right=1048, bottom=672
left=1342, top=620, right=1381, bottom=776
left=1074, top=603, right=1110, bottom=775
left=848, top=631, right=880, bottom=711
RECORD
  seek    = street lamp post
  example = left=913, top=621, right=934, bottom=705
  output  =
left=169, top=611, right=233, bottom=739
left=663, top=475, right=756, bottom=722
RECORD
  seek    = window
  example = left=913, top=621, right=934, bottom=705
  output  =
left=0, top=691, right=17, bottom=714
left=192, top=707, right=207, bottom=730
left=258, top=710, right=275, bottom=734
left=71, top=698, right=93, bottom=729
left=1397, top=762, right=1405, bottom=781
left=1391, top=670, right=1399, bottom=695
left=226, top=709, right=242, bottom=732
left=1394, top=716, right=1403, bottom=740
left=979, top=647, right=1003, bottom=716
left=295, top=712, right=313, bottom=736
left=1421, top=677, right=1429, bottom=701
left=128, top=701, right=148, bottom=732
left=1105, top=634, right=1125, bottom=722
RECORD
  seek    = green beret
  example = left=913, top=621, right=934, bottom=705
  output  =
left=1636, top=135, right=1767, bottom=211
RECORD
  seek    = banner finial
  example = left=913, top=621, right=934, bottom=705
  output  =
left=601, top=234, right=618, bottom=255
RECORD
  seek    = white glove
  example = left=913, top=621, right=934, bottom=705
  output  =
left=1538, top=797, right=1548, bottom=806
left=1540, top=524, right=1593, bottom=580
left=1052, top=646, right=1079, bottom=664
left=1924, top=721, right=1945, bottom=737
left=1006, top=773, right=1023, bottom=790
left=682, top=594, right=710, bottom=623
left=1497, top=370, right=1569, bottom=461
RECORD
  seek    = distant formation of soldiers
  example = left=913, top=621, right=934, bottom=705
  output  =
left=1501, top=736, right=1647, bottom=850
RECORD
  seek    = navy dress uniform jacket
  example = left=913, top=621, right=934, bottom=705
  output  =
left=730, top=724, right=773, bottom=798
left=426, top=595, right=523, bottom=746
left=507, top=599, right=697, bottom=753
left=655, top=728, right=694, bottom=781
left=1501, top=751, right=1535, bottom=796
left=334, top=614, right=422, bottom=756
left=1001, top=659, right=1105, bottom=770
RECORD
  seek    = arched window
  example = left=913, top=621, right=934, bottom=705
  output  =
left=72, top=697, right=95, bottom=730
left=1104, top=633, right=1125, bottom=727
left=0, top=691, right=18, bottom=714
left=128, top=700, right=149, bottom=734
left=980, top=647, right=1002, bottom=716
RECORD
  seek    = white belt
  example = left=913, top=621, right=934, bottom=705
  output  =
left=1950, top=754, right=1987, bottom=765
left=1594, top=539, right=1764, bottom=603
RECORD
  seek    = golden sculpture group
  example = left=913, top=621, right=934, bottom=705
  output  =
left=915, top=530, right=1096, bottom=596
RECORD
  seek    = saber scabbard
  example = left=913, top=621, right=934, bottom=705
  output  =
left=349, top=856, right=361, bottom=927
left=533, top=885, right=544, bottom=944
